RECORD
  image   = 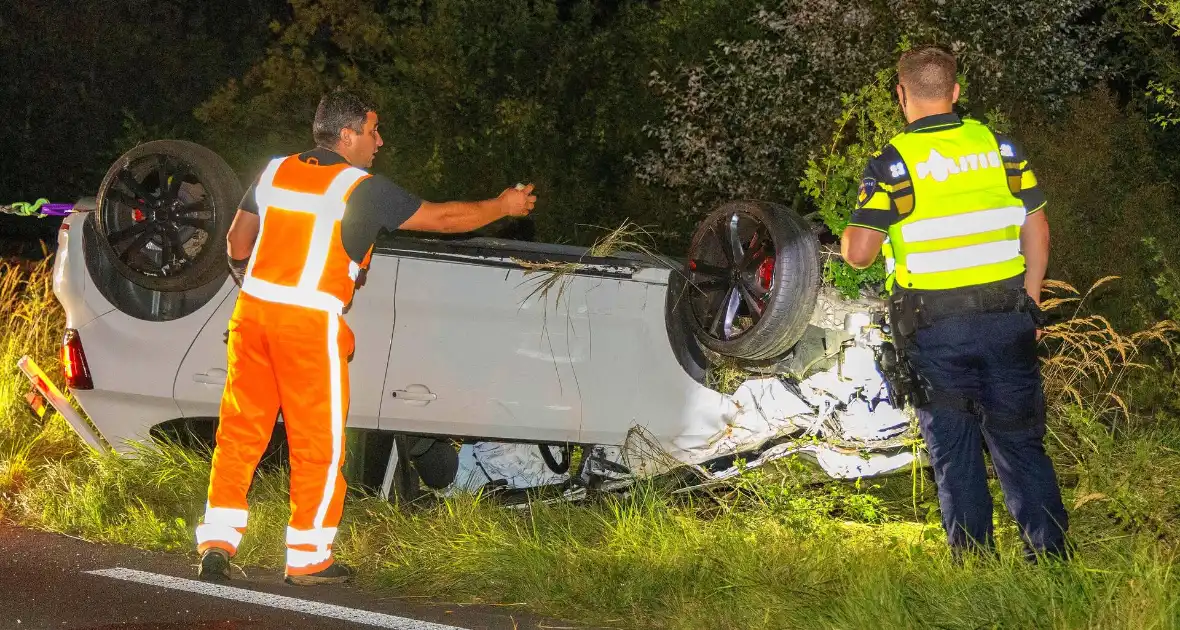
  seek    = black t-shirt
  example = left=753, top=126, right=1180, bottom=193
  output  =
left=239, top=148, right=422, bottom=263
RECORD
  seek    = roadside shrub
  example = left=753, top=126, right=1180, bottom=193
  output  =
left=890, top=0, right=1115, bottom=114
left=633, top=1, right=899, bottom=226
left=1014, top=87, right=1180, bottom=331
left=1144, top=236, right=1180, bottom=323
left=635, top=0, right=1115, bottom=240
left=1117, top=0, right=1180, bottom=129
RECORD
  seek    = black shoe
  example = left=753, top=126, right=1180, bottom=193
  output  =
left=197, top=548, right=231, bottom=582
left=284, top=561, right=354, bottom=586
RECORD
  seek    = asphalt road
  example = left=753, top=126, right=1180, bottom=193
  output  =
left=0, top=523, right=602, bottom=630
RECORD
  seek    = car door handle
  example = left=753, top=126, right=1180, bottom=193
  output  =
left=391, top=387, right=436, bottom=402
left=193, top=369, right=227, bottom=385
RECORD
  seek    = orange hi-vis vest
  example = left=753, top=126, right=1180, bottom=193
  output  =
left=241, top=154, right=373, bottom=314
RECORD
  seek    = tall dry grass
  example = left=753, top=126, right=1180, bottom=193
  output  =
left=1039, top=276, right=1180, bottom=426
left=0, top=257, right=82, bottom=512
left=0, top=257, right=63, bottom=370
left=514, top=219, right=677, bottom=306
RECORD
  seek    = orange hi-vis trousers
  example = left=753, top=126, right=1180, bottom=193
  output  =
left=195, top=291, right=355, bottom=577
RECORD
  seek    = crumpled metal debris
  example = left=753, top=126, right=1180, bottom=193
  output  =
left=444, top=307, right=925, bottom=498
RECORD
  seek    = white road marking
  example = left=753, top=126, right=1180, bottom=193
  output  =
left=84, top=567, right=467, bottom=629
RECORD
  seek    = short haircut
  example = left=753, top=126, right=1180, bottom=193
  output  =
left=897, top=45, right=957, bottom=101
left=312, top=89, right=373, bottom=148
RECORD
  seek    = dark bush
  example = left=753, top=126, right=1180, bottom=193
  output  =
left=1013, top=87, right=1180, bottom=330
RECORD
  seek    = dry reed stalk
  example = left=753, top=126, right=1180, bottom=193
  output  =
left=513, top=219, right=677, bottom=307
left=1039, top=277, right=1180, bottom=425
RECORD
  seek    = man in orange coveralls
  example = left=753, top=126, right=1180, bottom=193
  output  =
left=194, top=89, right=537, bottom=585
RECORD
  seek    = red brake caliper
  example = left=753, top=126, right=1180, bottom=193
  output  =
left=749, top=231, right=774, bottom=304
left=756, top=253, right=774, bottom=302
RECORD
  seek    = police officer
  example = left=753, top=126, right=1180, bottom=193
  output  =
left=194, top=89, right=536, bottom=584
left=841, top=45, right=1068, bottom=561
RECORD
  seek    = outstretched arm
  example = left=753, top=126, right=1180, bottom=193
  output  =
left=841, top=149, right=904, bottom=270
left=399, top=184, right=537, bottom=233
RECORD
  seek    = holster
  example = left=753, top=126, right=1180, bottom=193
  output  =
left=880, top=282, right=1043, bottom=415
left=875, top=337, right=925, bottom=410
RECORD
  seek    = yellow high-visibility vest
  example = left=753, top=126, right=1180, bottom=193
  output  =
left=882, top=119, right=1027, bottom=293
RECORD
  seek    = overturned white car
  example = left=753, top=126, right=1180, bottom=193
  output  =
left=42, top=139, right=923, bottom=502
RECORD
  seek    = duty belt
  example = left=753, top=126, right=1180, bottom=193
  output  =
left=880, top=284, right=1044, bottom=417
left=888, top=284, right=1043, bottom=343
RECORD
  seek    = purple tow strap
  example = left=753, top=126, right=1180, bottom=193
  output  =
left=39, top=203, right=75, bottom=216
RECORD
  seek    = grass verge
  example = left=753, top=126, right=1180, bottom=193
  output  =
left=4, top=258, right=1180, bottom=629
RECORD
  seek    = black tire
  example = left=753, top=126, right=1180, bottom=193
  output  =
left=94, top=140, right=242, bottom=292
left=538, top=444, right=571, bottom=475
left=410, top=438, right=459, bottom=490
left=664, top=270, right=711, bottom=381
left=680, top=200, right=820, bottom=362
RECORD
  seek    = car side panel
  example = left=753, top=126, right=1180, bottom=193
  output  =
left=171, top=286, right=241, bottom=420
left=379, top=255, right=659, bottom=444
left=67, top=289, right=228, bottom=453
left=338, top=254, right=399, bottom=428
left=52, top=214, right=106, bottom=330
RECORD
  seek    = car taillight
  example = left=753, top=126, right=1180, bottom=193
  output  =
left=61, top=329, right=93, bottom=390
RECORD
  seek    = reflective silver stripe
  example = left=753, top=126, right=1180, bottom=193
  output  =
left=244, top=157, right=285, bottom=281
left=195, top=523, right=243, bottom=549
left=286, top=526, right=338, bottom=547
left=254, top=187, right=334, bottom=216
left=905, top=240, right=1022, bottom=274
left=252, top=157, right=285, bottom=221
left=254, top=166, right=365, bottom=221
left=203, top=505, right=248, bottom=528
left=287, top=547, right=332, bottom=569
left=240, top=277, right=345, bottom=315
left=296, top=168, right=368, bottom=290
left=312, top=314, right=345, bottom=531
left=899, top=205, right=1025, bottom=243
left=323, top=167, right=369, bottom=214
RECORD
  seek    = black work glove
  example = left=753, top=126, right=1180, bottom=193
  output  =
left=228, top=257, right=248, bottom=287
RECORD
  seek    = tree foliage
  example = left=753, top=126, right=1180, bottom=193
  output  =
left=632, top=1, right=900, bottom=228
left=796, top=67, right=903, bottom=298
left=1144, top=0, right=1180, bottom=128
left=890, top=0, right=1115, bottom=113
left=0, top=0, right=281, bottom=201
left=1015, top=87, right=1180, bottom=329
left=192, top=0, right=764, bottom=247
left=633, top=0, right=1118, bottom=247
left=1151, top=0, right=1180, bottom=29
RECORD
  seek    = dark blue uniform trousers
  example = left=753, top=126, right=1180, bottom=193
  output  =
left=908, top=310, right=1068, bottom=559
